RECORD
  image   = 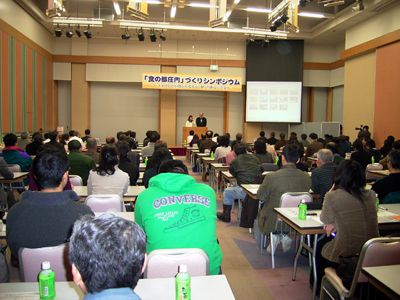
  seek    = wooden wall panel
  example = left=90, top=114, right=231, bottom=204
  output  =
left=374, top=42, right=400, bottom=147
left=159, top=66, right=177, bottom=146
left=71, top=64, right=90, bottom=134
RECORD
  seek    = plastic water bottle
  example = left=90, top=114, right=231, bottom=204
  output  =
left=210, top=151, right=214, bottom=159
left=144, top=157, right=148, bottom=167
left=371, top=156, right=375, bottom=164
left=39, top=261, right=55, bottom=300
left=298, top=199, right=307, bottom=220
left=176, top=264, right=191, bottom=300
left=375, top=193, right=379, bottom=212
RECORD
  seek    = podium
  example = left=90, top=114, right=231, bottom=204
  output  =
left=182, top=127, right=208, bottom=144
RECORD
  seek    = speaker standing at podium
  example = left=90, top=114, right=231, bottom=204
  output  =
left=185, top=115, right=196, bottom=127
left=196, top=112, right=207, bottom=127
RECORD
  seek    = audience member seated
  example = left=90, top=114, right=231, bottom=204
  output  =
left=45, top=130, right=65, bottom=153
left=230, top=133, right=242, bottom=148
left=142, top=147, right=173, bottom=188
left=326, top=142, right=344, bottom=166
left=68, top=140, right=96, bottom=185
left=217, top=143, right=262, bottom=223
left=143, top=130, right=151, bottom=147
left=82, top=129, right=91, bottom=143
left=69, top=130, right=85, bottom=148
left=187, top=130, right=195, bottom=145
left=212, top=133, right=219, bottom=143
left=105, top=136, right=116, bottom=145
left=365, top=139, right=381, bottom=163
left=253, top=139, right=273, bottom=164
left=311, top=149, right=336, bottom=208
left=69, top=214, right=146, bottom=300
left=117, top=141, right=139, bottom=186
left=141, top=131, right=160, bottom=158
left=59, top=133, right=70, bottom=152
left=266, top=131, right=277, bottom=145
left=2, top=133, right=32, bottom=171
left=6, top=149, right=93, bottom=266
left=295, top=144, right=309, bottom=172
left=17, top=131, right=30, bottom=151
left=372, top=150, right=400, bottom=203
left=25, top=132, right=43, bottom=156
left=87, top=145, right=129, bottom=199
left=288, top=132, right=302, bottom=148
left=300, top=133, right=310, bottom=148
left=257, top=144, right=311, bottom=249
left=214, top=135, right=231, bottom=161
left=198, top=130, right=217, bottom=154
left=135, top=160, right=222, bottom=275
left=315, top=160, right=379, bottom=291
left=0, top=157, right=16, bottom=209
left=84, top=138, right=100, bottom=164
left=189, top=134, right=199, bottom=147
left=380, top=135, right=395, bottom=158
left=337, top=135, right=352, bottom=158
left=257, top=131, right=267, bottom=144
left=350, top=139, right=371, bottom=170
left=225, top=148, right=237, bottom=166
left=305, top=133, right=323, bottom=158
left=274, top=133, right=287, bottom=150
left=379, top=139, right=400, bottom=169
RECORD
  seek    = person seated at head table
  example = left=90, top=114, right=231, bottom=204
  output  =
left=69, top=214, right=146, bottom=300
left=135, top=160, right=222, bottom=275
left=314, top=159, right=379, bottom=292
left=117, top=141, right=139, bottom=186
left=214, top=134, right=231, bottom=161
left=68, top=140, right=96, bottom=185
left=185, top=115, right=196, bottom=127
left=372, top=149, right=400, bottom=203
left=87, top=145, right=129, bottom=199
left=2, top=133, right=32, bottom=171
left=6, top=149, right=93, bottom=267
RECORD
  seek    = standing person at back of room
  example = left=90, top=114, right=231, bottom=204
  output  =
left=196, top=112, right=207, bottom=127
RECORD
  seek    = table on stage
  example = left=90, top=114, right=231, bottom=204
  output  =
left=0, top=275, right=235, bottom=300
left=362, top=264, right=400, bottom=299
left=274, top=204, right=400, bottom=300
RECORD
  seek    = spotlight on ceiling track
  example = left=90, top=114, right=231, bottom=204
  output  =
left=269, top=25, right=277, bottom=32
left=84, top=26, right=92, bottom=39
left=160, top=30, right=166, bottom=41
left=122, top=29, right=130, bottom=40
left=150, top=29, right=157, bottom=42
left=299, top=0, right=307, bottom=7
left=55, top=25, right=62, bottom=37
left=138, top=28, right=145, bottom=41
left=280, top=15, right=289, bottom=24
left=75, top=26, right=82, bottom=38
left=66, top=27, right=73, bottom=38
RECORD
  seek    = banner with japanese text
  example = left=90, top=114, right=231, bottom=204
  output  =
left=142, top=73, right=242, bottom=92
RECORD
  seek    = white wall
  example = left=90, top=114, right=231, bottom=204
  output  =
left=332, top=86, right=344, bottom=123
left=90, top=82, right=159, bottom=142
left=176, top=90, right=224, bottom=144
left=57, top=81, right=71, bottom=131
left=345, top=4, right=400, bottom=49
left=0, top=0, right=53, bottom=52
left=228, top=92, right=244, bottom=136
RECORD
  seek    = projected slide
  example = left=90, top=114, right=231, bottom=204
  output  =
left=246, top=81, right=302, bottom=122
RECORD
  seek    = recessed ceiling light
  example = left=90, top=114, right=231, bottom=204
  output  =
left=298, top=12, right=326, bottom=18
left=243, top=7, right=271, bottom=13
left=170, top=5, right=177, bottom=18
left=187, top=2, right=213, bottom=8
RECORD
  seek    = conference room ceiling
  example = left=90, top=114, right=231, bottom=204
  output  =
left=18, top=0, right=398, bottom=44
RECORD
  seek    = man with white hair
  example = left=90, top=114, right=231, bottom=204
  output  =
left=311, top=149, right=336, bottom=208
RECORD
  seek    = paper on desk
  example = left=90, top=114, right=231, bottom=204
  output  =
left=0, top=292, right=39, bottom=300
left=280, top=208, right=324, bottom=224
left=378, top=210, right=400, bottom=223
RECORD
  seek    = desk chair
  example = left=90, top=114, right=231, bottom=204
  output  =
left=267, top=192, right=313, bottom=269
left=320, top=237, right=400, bottom=300
left=18, top=243, right=72, bottom=282
left=68, top=175, right=83, bottom=186
left=145, top=248, right=209, bottom=278
left=85, top=194, right=123, bottom=212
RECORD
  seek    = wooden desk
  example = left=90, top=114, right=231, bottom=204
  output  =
left=0, top=275, right=235, bottom=300
left=0, top=172, right=29, bottom=185
left=139, top=163, right=146, bottom=172
left=241, top=184, right=260, bottom=200
left=362, top=265, right=400, bottom=299
left=367, top=169, right=390, bottom=178
left=73, top=186, right=145, bottom=203
left=274, top=205, right=400, bottom=300
left=209, top=163, right=229, bottom=193
left=200, top=157, right=217, bottom=181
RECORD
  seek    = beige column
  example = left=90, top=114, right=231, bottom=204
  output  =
left=159, top=65, right=177, bottom=146
left=71, top=63, right=90, bottom=134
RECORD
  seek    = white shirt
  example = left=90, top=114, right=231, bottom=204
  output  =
left=185, top=121, right=196, bottom=127
left=214, top=146, right=231, bottom=160
left=87, top=167, right=129, bottom=199
left=187, top=135, right=194, bottom=144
